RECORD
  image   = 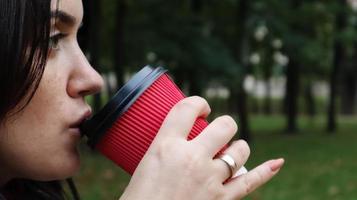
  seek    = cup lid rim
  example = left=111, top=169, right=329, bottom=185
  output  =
left=81, top=65, right=167, bottom=148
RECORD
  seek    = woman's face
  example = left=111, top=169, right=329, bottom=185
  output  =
left=0, top=0, right=103, bottom=183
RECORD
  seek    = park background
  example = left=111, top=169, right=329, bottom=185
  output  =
left=72, top=0, right=357, bottom=199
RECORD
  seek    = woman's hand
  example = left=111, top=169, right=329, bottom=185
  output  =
left=120, top=96, right=284, bottom=200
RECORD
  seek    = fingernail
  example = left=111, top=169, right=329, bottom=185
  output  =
left=268, top=158, right=285, bottom=172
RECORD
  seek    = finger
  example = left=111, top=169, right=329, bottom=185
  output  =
left=157, top=96, right=211, bottom=139
left=223, top=158, right=285, bottom=199
left=190, top=115, right=237, bottom=156
left=212, top=140, right=250, bottom=181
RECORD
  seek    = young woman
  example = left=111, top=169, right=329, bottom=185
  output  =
left=0, top=0, right=284, bottom=199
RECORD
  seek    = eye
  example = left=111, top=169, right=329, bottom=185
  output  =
left=49, top=33, right=67, bottom=51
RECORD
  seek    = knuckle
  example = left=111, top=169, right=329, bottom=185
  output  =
left=174, top=96, right=209, bottom=112
left=183, top=150, right=203, bottom=169
left=188, top=95, right=208, bottom=105
left=243, top=176, right=254, bottom=195
left=256, top=169, right=265, bottom=182
left=243, top=171, right=261, bottom=195
left=179, top=152, right=207, bottom=183
left=235, top=140, right=250, bottom=158
left=174, top=100, right=194, bottom=111
left=175, top=98, right=197, bottom=111
left=206, top=181, right=224, bottom=199
left=217, top=115, right=238, bottom=133
left=149, top=139, right=173, bottom=161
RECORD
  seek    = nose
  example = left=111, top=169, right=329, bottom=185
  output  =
left=67, top=48, right=104, bottom=98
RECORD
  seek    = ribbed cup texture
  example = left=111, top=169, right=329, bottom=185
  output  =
left=96, top=74, right=209, bottom=175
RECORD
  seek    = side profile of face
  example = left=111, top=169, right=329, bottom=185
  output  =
left=0, top=0, right=103, bottom=183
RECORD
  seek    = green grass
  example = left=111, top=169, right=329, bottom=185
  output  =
left=245, top=115, right=357, bottom=200
left=73, top=115, right=357, bottom=200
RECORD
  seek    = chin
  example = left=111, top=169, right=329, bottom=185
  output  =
left=63, top=160, right=81, bottom=178
left=41, top=154, right=81, bottom=181
left=60, top=156, right=81, bottom=178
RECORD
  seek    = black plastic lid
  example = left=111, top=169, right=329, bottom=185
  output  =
left=80, top=66, right=167, bottom=148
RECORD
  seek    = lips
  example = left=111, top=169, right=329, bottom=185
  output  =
left=69, top=109, right=92, bottom=130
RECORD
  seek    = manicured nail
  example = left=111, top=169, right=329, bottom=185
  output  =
left=268, top=158, right=285, bottom=172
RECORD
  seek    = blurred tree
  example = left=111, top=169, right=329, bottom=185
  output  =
left=251, top=25, right=276, bottom=115
left=123, top=0, right=241, bottom=96
left=340, top=61, right=357, bottom=115
left=296, top=1, right=334, bottom=118
left=327, top=0, right=349, bottom=132
left=248, top=0, right=343, bottom=132
left=96, top=0, right=357, bottom=137
left=249, top=0, right=302, bottom=132
left=232, top=0, right=251, bottom=142
left=207, top=0, right=252, bottom=141
left=113, top=0, right=127, bottom=91
left=188, top=0, right=204, bottom=96
left=283, top=0, right=302, bottom=134
left=80, top=0, right=103, bottom=112
left=339, top=7, right=357, bottom=115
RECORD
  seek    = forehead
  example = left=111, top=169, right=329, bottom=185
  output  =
left=51, top=0, right=83, bottom=23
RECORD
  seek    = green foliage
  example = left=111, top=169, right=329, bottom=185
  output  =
left=77, top=0, right=357, bottom=198
left=95, top=0, right=357, bottom=90
left=99, top=0, right=118, bottom=71
left=96, top=0, right=357, bottom=81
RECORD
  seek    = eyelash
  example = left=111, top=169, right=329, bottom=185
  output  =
left=49, top=33, right=67, bottom=51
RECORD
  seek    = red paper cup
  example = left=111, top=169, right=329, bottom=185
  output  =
left=81, top=66, right=248, bottom=176
left=81, top=66, right=211, bottom=174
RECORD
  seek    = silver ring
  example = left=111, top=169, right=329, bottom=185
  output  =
left=217, top=154, right=238, bottom=178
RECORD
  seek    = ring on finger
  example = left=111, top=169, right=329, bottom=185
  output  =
left=217, top=153, right=238, bottom=178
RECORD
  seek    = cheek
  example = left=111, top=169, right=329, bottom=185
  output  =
left=29, top=93, right=67, bottom=127
left=0, top=121, right=81, bottom=181
left=30, top=64, right=69, bottom=124
left=0, top=64, right=80, bottom=180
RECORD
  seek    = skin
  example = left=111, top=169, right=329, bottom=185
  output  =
left=121, top=96, right=284, bottom=200
left=0, top=0, right=103, bottom=184
left=0, top=0, right=284, bottom=199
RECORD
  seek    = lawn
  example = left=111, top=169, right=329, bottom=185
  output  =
left=73, top=115, right=357, bottom=200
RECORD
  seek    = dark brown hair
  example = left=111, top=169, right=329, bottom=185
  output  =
left=0, top=0, right=50, bottom=122
left=0, top=0, right=78, bottom=199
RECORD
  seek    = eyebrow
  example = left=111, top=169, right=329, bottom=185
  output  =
left=51, top=10, right=76, bottom=26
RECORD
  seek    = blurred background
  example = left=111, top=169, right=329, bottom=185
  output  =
left=73, top=0, right=357, bottom=199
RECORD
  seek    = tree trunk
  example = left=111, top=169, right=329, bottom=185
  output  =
left=340, top=75, right=356, bottom=115
left=251, top=78, right=260, bottom=114
left=263, top=77, right=272, bottom=115
left=191, top=0, right=202, bottom=13
left=355, top=81, right=357, bottom=112
left=327, top=0, right=347, bottom=133
left=172, top=68, right=186, bottom=92
left=188, top=70, right=202, bottom=96
left=263, top=51, right=273, bottom=115
left=304, top=81, right=316, bottom=117
left=327, top=55, right=340, bottom=132
left=237, top=85, right=251, bottom=142
left=284, top=59, right=299, bottom=133
left=228, top=84, right=250, bottom=141
left=284, top=0, right=301, bottom=134
left=113, top=0, right=127, bottom=91
left=78, top=2, right=90, bottom=52
left=235, top=0, right=251, bottom=142
left=86, top=0, right=102, bottom=112
left=188, top=0, right=203, bottom=97
left=228, top=86, right=238, bottom=115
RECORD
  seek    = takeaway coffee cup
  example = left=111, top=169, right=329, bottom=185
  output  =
left=81, top=66, right=247, bottom=176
